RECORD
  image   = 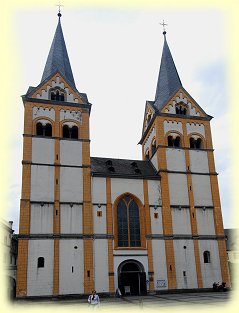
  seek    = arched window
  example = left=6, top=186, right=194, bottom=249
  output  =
left=37, top=257, right=45, bottom=268
left=36, top=122, right=44, bottom=136
left=145, top=150, right=149, bottom=160
left=63, top=125, right=70, bottom=138
left=175, top=104, right=187, bottom=115
left=190, top=137, right=203, bottom=149
left=44, top=123, right=52, bottom=137
left=71, top=126, right=78, bottom=139
left=203, top=251, right=210, bottom=263
left=36, top=122, right=52, bottom=137
left=168, top=135, right=181, bottom=148
left=174, top=136, right=181, bottom=147
left=168, top=135, right=174, bottom=147
left=62, top=124, right=79, bottom=139
left=117, top=195, right=141, bottom=247
left=50, top=89, right=65, bottom=101
left=151, top=139, right=156, bottom=155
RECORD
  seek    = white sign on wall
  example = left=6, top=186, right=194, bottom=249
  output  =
left=156, top=280, right=166, bottom=288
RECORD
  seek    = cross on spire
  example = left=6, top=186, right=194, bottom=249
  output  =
left=56, top=2, right=64, bottom=17
left=160, top=20, right=167, bottom=35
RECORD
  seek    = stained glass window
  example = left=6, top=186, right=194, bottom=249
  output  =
left=117, top=196, right=141, bottom=247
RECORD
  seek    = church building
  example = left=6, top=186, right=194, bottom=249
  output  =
left=16, top=12, right=230, bottom=297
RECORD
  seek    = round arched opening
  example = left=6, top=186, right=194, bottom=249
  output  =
left=118, top=260, right=147, bottom=296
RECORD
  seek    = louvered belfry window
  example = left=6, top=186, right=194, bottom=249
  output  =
left=117, top=195, right=141, bottom=247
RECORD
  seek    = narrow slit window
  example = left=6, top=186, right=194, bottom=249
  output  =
left=37, top=257, right=45, bottom=268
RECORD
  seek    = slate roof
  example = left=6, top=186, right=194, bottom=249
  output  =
left=91, top=157, right=160, bottom=179
left=41, top=16, right=76, bottom=88
left=154, top=33, right=182, bottom=110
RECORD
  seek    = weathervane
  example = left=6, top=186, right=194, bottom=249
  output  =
left=160, top=20, right=167, bottom=35
left=56, top=2, right=64, bottom=17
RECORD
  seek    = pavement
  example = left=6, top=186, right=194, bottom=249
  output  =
left=13, top=291, right=236, bottom=310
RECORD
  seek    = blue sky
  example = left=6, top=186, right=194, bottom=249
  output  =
left=5, top=6, right=233, bottom=232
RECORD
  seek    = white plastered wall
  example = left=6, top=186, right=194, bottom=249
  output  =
left=30, top=204, right=53, bottom=234
left=93, top=205, right=107, bottom=234
left=186, top=123, right=205, bottom=137
left=92, top=177, right=106, bottom=204
left=192, top=175, right=213, bottom=206
left=32, top=106, right=55, bottom=120
left=171, top=208, right=192, bottom=235
left=148, top=180, right=161, bottom=206
left=93, top=239, right=109, bottom=292
left=150, top=153, right=158, bottom=171
left=173, top=239, right=197, bottom=289
left=60, top=109, right=82, bottom=123
left=168, top=174, right=189, bottom=205
left=166, top=149, right=186, bottom=171
left=32, top=138, right=55, bottom=164
left=60, top=204, right=83, bottom=234
left=111, top=178, right=144, bottom=204
left=27, top=240, right=54, bottom=296
left=60, top=141, right=82, bottom=166
left=189, top=150, right=209, bottom=173
left=199, top=240, right=222, bottom=287
left=30, top=165, right=54, bottom=201
left=60, top=167, right=83, bottom=202
left=150, top=207, right=163, bottom=234
left=152, top=240, right=168, bottom=290
left=59, top=239, right=84, bottom=294
left=163, top=120, right=183, bottom=134
left=196, top=209, right=215, bottom=235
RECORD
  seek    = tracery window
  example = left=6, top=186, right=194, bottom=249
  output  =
left=117, top=195, right=141, bottom=247
left=36, top=122, right=52, bottom=137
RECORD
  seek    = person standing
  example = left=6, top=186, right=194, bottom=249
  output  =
left=88, top=290, right=100, bottom=306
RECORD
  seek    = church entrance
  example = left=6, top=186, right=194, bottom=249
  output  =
left=118, top=260, right=147, bottom=296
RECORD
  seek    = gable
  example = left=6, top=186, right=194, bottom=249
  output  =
left=143, top=102, right=156, bottom=133
left=26, top=72, right=85, bottom=104
left=160, top=88, right=208, bottom=118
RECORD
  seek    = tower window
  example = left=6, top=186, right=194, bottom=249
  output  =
left=62, top=124, right=79, bottom=139
left=50, top=89, right=65, bottom=101
left=190, top=137, right=203, bottom=149
left=203, top=251, right=211, bottom=263
left=167, top=135, right=181, bottom=148
left=145, top=150, right=149, bottom=160
left=37, top=257, right=45, bottom=268
left=117, top=195, right=141, bottom=247
left=176, top=104, right=187, bottom=115
left=36, top=122, right=52, bottom=137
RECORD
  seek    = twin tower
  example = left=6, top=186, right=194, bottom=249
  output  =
left=16, top=13, right=230, bottom=297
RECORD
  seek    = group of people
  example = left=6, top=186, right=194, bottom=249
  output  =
left=212, top=281, right=227, bottom=292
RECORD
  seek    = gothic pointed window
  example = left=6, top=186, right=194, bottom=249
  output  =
left=117, top=195, right=141, bottom=247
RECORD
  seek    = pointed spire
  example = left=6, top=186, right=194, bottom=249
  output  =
left=41, top=12, right=76, bottom=88
left=154, top=31, right=182, bottom=110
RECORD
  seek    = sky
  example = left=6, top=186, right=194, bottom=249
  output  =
left=3, top=3, right=235, bottom=232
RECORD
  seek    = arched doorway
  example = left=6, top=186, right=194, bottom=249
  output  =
left=118, top=260, right=147, bottom=296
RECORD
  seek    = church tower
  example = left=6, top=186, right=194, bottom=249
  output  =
left=16, top=12, right=93, bottom=297
left=139, top=30, right=230, bottom=289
